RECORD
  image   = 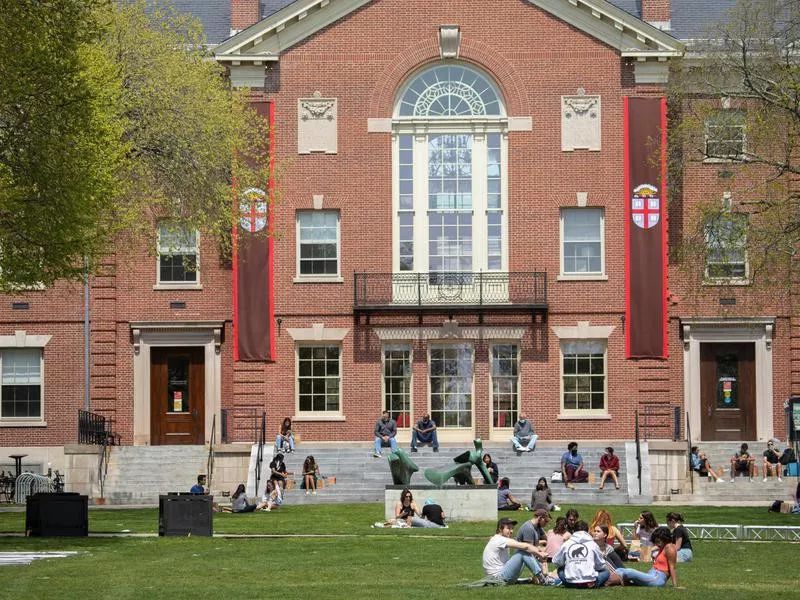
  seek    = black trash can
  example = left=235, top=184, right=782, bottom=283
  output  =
left=26, top=493, right=89, bottom=537
left=158, top=493, right=213, bottom=537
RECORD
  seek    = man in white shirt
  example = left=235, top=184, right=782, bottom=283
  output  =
left=552, top=520, right=609, bottom=588
left=482, top=517, right=547, bottom=584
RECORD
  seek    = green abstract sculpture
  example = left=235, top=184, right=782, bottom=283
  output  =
left=387, top=448, right=420, bottom=485
left=424, top=439, right=494, bottom=488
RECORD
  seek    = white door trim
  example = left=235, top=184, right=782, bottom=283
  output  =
left=681, top=317, right=774, bottom=442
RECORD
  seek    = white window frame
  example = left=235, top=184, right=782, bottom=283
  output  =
left=294, top=210, right=342, bottom=283
left=489, top=342, right=519, bottom=431
left=428, top=342, right=474, bottom=429
left=0, top=348, right=45, bottom=424
left=392, top=64, right=509, bottom=281
left=704, top=110, right=747, bottom=162
left=559, top=340, right=608, bottom=417
left=155, top=223, right=201, bottom=289
left=704, top=212, right=749, bottom=284
left=559, top=207, right=606, bottom=280
left=382, top=343, right=413, bottom=428
left=295, top=343, right=342, bottom=417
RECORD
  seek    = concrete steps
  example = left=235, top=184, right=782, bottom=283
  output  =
left=101, top=446, right=208, bottom=505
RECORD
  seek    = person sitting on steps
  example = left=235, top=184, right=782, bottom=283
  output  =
left=762, top=439, right=783, bottom=482
left=730, top=443, right=756, bottom=481
left=561, top=442, right=588, bottom=487
left=690, top=446, right=725, bottom=482
left=510, top=413, right=538, bottom=453
left=598, top=447, right=620, bottom=490
left=276, top=417, right=295, bottom=453
left=373, top=410, right=398, bottom=458
left=410, top=413, right=439, bottom=453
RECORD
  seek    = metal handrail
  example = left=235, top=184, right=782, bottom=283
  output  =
left=254, top=412, right=266, bottom=497
left=97, top=438, right=110, bottom=501
left=686, top=410, right=694, bottom=495
left=207, top=414, right=216, bottom=492
left=634, top=409, right=642, bottom=496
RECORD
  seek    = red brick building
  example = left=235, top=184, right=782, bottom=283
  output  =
left=3, top=1, right=786, bottom=466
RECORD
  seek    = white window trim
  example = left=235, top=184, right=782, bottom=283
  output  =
left=703, top=111, right=747, bottom=163
left=155, top=225, right=201, bottom=289
left=427, top=341, right=475, bottom=430
left=0, top=342, right=46, bottom=425
left=559, top=207, right=606, bottom=278
left=558, top=339, right=608, bottom=418
left=295, top=210, right=341, bottom=281
left=295, top=342, right=343, bottom=418
left=382, top=343, right=413, bottom=429
left=489, top=341, right=520, bottom=432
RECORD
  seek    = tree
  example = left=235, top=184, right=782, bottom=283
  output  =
left=669, top=0, right=800, bottom=292
left=0, top=0, right=266, bottom=289
left=0, top=0, right=124, bottom=289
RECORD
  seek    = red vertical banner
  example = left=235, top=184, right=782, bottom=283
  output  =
left=233, top=100, right=275, bottom=361
left=624, top=97, right=668, bottom=359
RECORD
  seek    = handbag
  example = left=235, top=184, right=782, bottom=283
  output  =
left=550, top=471, right=563, bottom=482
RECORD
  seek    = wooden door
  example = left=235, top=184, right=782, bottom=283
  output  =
left=700, top=342, right=756, bottom=441
left=150, top=347, right=205, bottom=445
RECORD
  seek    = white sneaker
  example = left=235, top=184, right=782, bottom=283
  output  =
left=716, top=478, right=726, bottom=483
left=312, top=490, right=317, bottom=495
left=763, top=477, right=768, bottom=482
left=778, top=477, right=782, bottom=482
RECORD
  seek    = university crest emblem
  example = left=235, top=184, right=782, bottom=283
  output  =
left=240, top=187, right=267, bottom=232
left=631, top=183, right=660, bottom=229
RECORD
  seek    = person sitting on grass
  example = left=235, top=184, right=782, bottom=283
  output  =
left=395, top=488, right=421, bottom=524
left=301, top=455, right=321, bottom=496
left=420, top=498, right=447, bottom=528
left=631, top=511, right=658, bottom=560
left=258, top=480, right=282, bottom=511
left=730, top=443, right=756, bottom=481
left=231, top=484, right=258, bottom=513
left=690, top=446, right=725, bottom=482
left=482, top=517, right=549, bottom=584
left=531, top=477, right=554, bottom=512
left=552, top=520, right=608, bottom=588
left=564, top=508, right=580, bottom=534
left=665, top=512, right=693, bottom=562
left=589, top=509, right=627, bottom=559
left=497, top=477, right=522, bottom=511
left=591, top=524, right=623, bottom=586
left=616, top=527, right=679, bottom=588
left=598, top=447, right=620, bottom=490
left=190, top=474, right=208, bottom=494
left=545, top=516, right=571, bottom=560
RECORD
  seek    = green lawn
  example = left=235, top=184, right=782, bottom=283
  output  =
left=0, top=504, right=798, bottom=599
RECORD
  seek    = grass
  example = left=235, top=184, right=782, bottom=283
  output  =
left=0, top=503, right=798, bottom=599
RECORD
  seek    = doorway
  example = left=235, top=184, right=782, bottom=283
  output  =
left=699, top=342, right=756, bottom=441
left=150, top=347, right=205, bottom=445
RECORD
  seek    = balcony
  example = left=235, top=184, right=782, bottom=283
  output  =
left=353, top=271, right=547, bottom=318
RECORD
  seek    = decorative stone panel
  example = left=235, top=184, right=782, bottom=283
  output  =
left=298, top=93, right=337, bottom=154
left=562, top=90, right=601, bottom=151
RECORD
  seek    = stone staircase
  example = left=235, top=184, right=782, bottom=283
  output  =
left=265, top=443, right=631, bottom=506
left=665, top=441, right=797, bottom=505
left=101, top=445, right=208, bottom=505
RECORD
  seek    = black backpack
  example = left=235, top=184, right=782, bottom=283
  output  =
left=780, top=447, right=796, bottom=465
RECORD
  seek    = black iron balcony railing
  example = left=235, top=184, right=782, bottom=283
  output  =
left=353, top=271, right=547, bottom=313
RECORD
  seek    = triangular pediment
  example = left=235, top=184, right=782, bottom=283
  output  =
left=214, top=0, right=683, bottom=64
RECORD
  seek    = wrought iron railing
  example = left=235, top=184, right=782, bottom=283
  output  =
left=353, top=271, right=547, bottom=309
left=220, top=407, right=264, bottom=444
left=638, top=405, right=682, bottom=441
left=254, top=413, right=266, bottom=498
left=78, top=409, right=120, bottom=446
left=207, top=414, right=216, bottom=492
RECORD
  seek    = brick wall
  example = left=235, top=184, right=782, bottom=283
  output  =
left=641, top=0, right=671, bottom=24
left=231, top=0, right=260, bottom=31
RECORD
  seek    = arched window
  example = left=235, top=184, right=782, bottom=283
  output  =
left=392, top=64, right=509, bottom=431
left=397, top=65, right=503, bottom=117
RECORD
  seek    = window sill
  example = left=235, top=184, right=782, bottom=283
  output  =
left=557, top=274, right=608, bottom=281
left=292, top=414, right=346, bottom=422
left=702, top=278, right=750, bottom=287
left=557, top=413, right=611, bottom=420
left=153, top=283, right=203, bottom=291
left=0, top=420, right=47, bottom=427
left=293, top=276, right=344, bottom=284
left=702, top=157, right=746, bottom=164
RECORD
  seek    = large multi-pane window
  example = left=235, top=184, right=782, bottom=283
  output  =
left=1, top=349, right=43, bottom=419
left=491, top=344, right=518, bottom=428
left=157, top=223, right=198, bottom=284
left=383, top=345, right=411, bottom=428
left=705, top=110, right=746, bottom=160
left=394, top=65, right=507, bottom=280
left=297, top=345, right=340, bottom=413
left=430, top=343, right=473, bottom=427
left=297, top=211, right=340, bottom=277
left=705, top=213, right=748, bottom=280
left=561, top=208, right=603, bottom=275
left=561, top=341, right=606, bottom=413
